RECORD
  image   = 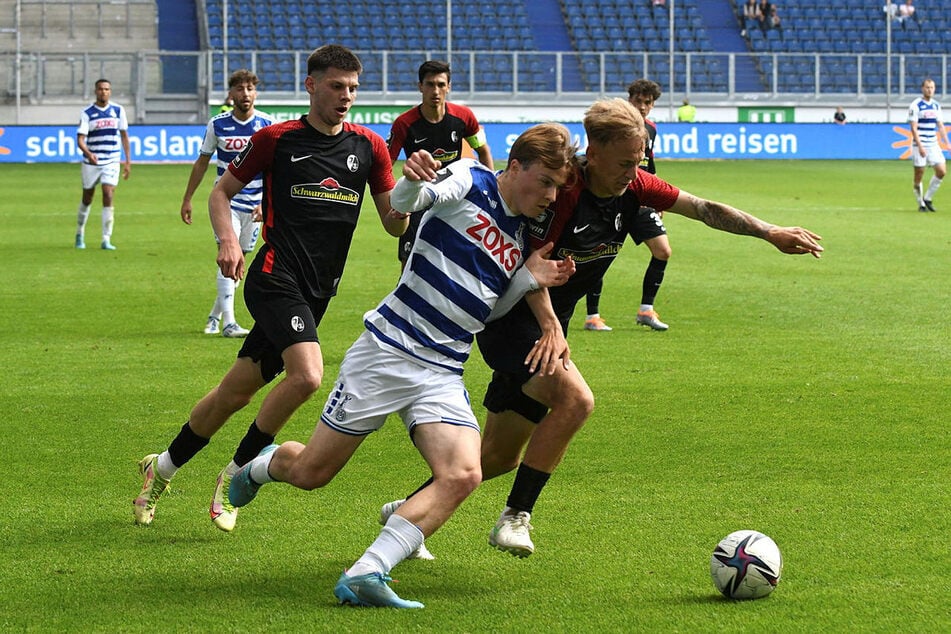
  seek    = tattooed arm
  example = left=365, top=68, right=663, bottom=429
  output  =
left=669, top=190, right=824, bottom=258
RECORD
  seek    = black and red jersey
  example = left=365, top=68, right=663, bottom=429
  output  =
left=230, top=116, right=395, bottom=300
left=526, top=163, right=679, bottom=322
left=387, top=102, right=481, bottom=166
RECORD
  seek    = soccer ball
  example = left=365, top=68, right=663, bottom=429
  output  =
left=710, top=530, right=783, bottom=600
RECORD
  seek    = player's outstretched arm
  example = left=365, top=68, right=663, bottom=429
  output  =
left=669, top=191, right=823, bottom=258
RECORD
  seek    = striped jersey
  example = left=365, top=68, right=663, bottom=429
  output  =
left=364, top=159, right=529, bottom=375
left=908, top=97, right=944, bottom=148
left=77, top=101, right=128, bottom=165
left=199, top=109, right=275, bottom=214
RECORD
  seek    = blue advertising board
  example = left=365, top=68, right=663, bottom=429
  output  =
left=0, top=122, right=924, bottom=163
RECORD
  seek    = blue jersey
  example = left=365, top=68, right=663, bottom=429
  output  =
left=199, top=109, right=275, bottom=214
left=366, top=159, right=530, bottom=374
left=77, top=101, right=128, bottom=165
left=908, top=97, right=944, bottom=148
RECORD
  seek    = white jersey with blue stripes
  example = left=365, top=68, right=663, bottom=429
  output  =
left=365, top=159, right=529, bottom=375
left=908, top=97, right=944, bottom=148
left=77, top=102, right=128, bottom=165
left=199, top=109, right=275, bottom=214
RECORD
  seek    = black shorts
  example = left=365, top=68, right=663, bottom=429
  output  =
left=397, top=211, right=424, bottom=262
left=477, top=316, right=550, bottom=424
left=483, top=370, right=549, bottom=424
left=239, top=271, right=329, bottom=383
left=631, top=206, right=667, bottom=244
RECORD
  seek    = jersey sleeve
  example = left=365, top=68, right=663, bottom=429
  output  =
left=386, top=114, right=409, bottom=162
left=228, top=124, right=278, bottom=184
left=633, top=170, right=680, bottom=211
left=907, top=101, right=919, bottom=123
left=77, top=110, right=90, bottom=135
left=118, top=105, right=129, bottom=131
left=367, top=130, right=397, bottom=195
left=199, top=118, right=218, bottom=156
left=458, top=105, right=488, bottom=149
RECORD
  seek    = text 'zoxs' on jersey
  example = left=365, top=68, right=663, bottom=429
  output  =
left=200, top=109, right=276, bottom=214
left=364, top=159, right=529, bottom=375
left=229, top=116, right=395, bottom=301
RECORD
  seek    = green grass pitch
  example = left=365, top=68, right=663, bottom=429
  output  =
left=0, top=160, right=948, bottom=632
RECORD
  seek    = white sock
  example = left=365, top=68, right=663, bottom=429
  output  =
left=217, top=269, right=236, bottom=325
left=76, top=203, right=91, bottom=235
left=102, top=206, right=115, bottom=241
left=915, top=183, right=924, bottom=204
left=586, top=313, right=599, bottom=320
left=248, top=448, right=277, bottom=484
left=925, top=175, right=943, bottom=201
left=156, top=451, right=178, bottom=480
left=208, top=297, right=222, bottom=321
left=640, top=304, right=653, bottom=313
left=347, top=514, right=424, bottom=577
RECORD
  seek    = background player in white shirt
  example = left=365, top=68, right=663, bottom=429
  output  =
left=75, top=79, right=131, bottom=250
left=907, top=77, right=949, bottom=212
left=180, top=70, right=275, bottom=337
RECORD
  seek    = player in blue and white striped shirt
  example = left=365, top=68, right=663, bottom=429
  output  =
left=75, top=79, right=130, bottom=250
left=907, top=77, right=950, bottom=212
left=230, top=123, right=578, bottom=608
left=180, top=70, right=275, bottom=338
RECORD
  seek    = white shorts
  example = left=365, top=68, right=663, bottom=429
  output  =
left=320, top=331, right=480, bottom=436
left=81, top=161, right=120, bottom=189
left=912, top=144, right=946, bottom=168
left=215, top=209, right=261, bottom=253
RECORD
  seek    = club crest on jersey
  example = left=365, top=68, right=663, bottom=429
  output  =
left=451, top=131, right=459, bottom=143
left=346, top=154, right=359, bottom=172
left=291, top=178, right=360, bottom=205
left=614, top=213, right=623, bottom=232
left=465, top=212, right=522, bottom=271
left=290, top=315, right=305, bottom=332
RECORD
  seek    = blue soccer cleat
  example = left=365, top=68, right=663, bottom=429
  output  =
left=101, top=239, right=117, bottom=250
left=228, top=444, right=279, bottom=507
left=75, top=234, right=85, bottom=249
left=333, top=571, right=424, bottom=609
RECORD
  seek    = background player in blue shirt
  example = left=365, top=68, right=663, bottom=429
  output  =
left=180, top=69, right=275, bottom=338
left=75, top=78, right=131, bottom=250
left=907, top=77, right=949, bottom=212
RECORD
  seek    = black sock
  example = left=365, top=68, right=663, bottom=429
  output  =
left=641, top=256, right=668, bottom=306
left=167, top=422, right=210, bottom=468
left=506, top=463, right=551, bottom=514
left=232, top=420, right=276, bottom=467
left=586, top=278, right=603, bottom=315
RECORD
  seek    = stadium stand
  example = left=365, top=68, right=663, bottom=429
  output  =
left=3, top=0, right=948, bottom=123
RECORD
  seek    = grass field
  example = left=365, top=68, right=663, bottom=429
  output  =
left=0, top=160, right=948, bottom=632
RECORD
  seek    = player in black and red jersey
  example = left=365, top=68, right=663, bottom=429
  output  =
left=382, top=98, right=822, bottom=559
left=133, top=45, right=408, bottom=535
left=473, top=98, right=823, bottom=557
left=583, top=78, right=670, bottom=332
left=387, top=60, right=494, bottom=269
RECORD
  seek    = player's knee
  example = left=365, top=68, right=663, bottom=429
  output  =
left=286, top=370, right=322, bottom=399
left=438, top=465, right=481, bottom=504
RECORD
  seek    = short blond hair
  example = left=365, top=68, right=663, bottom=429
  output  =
left=583, top=98, right=646, bottom=147
left=509, top=122, right=578, bottom=172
